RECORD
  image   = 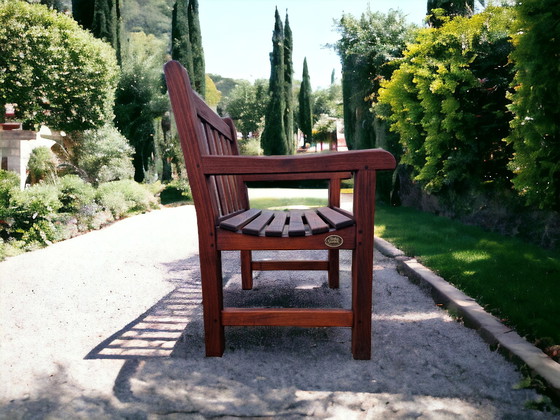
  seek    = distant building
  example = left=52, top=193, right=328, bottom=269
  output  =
left=0, top=122, right=59, bottom=190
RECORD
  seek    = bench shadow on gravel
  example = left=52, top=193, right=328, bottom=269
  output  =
left=79, top=250, right=543, bottom=418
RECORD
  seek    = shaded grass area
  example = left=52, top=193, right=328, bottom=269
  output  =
left=374, top=204, right=560, bottom=348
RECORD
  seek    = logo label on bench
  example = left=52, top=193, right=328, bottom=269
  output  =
left=325, top=235, right=343, bottom=248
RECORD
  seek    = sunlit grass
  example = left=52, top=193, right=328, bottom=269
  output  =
left=249, top=197, right=328, bottom=210
left=374, top=204, right=560, bottom=347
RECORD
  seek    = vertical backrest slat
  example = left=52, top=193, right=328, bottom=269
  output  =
left=216, top=133, right=238, bottom=214
left=204, top=123, right=229, bottom=216
left=164, top=60, right=249, bottom=224
left=224, top=118, right=251, bottom=210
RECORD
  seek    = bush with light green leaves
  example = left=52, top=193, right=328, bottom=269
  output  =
left=0, top=1, right=119, bottom=131
left=377, top=6, right=515, bottom=196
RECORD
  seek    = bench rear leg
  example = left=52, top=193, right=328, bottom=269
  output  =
left=241, top=250, right=253, bottom=290
left=328, top=249, right=340, bottom=288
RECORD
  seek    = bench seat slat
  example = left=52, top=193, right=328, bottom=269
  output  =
left=288, top=211, right=306, bottom=237
left=316, top=207, right=354, bottom=229
left=265, top=212, right=287, bottom=237
left=303, top=210, right=330, bottom=234
left=242, top=211, right=275, bottom=236
left=220, top=209, right=261, bottom=231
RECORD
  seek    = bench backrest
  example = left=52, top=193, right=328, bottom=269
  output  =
left=164, top=60, right=250, bottom=223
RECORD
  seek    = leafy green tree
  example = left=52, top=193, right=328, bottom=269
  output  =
left=334, top=9, right=415, bottom=150
left=205, top=75, right=221, bottom=109
left=225, top=80, right=268, bottom=139
left=298, top=58, right=313, bottom=144
left=261, top=8, right=288, bottom=155
left=506, top=0, right=560, bottom=210
left=283, top=12, right=294, bottom=154
left=114, top=32, right=168, bottom=182
left=377, top=7, right=515, bottom=195
left=171, top=0, right=205, bottom=97
left=125, top=0, right=173, bottom=40
left=427, top=1, right=486, bottom=27
left=0, top=1, right=119, bottom=132
left=312, top=82, right=343, bottom=122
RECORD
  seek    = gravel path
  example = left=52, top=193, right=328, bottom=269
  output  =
left=0, top=204, right=554, bottom=418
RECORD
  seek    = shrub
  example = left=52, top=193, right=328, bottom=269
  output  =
left=377, top=7, right=515, bottom=195
left=238, top=137, right=263, bottom=156
left=160, top=178, right=192, bottom=205
left=75, top=124, right=135, bottom=185
left=96, top=180, right=157, bottom=218
left=0, top=1, right=119, bottom=132
left=58, top=175, right=96, bottom=213
left=9, top=183, right=62, bottom=245
left=0, top=170, right=20, bottom=207
left=27, top=146, right=58, bottom=185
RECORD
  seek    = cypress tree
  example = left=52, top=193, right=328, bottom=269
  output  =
left=261, top=8, right=287, bottom=155
left=72, top=0, right=95, bottom=30
left=283, top=11, right=294, bottom=154
left=171, top=0, right=205, bottom=97
left=171, top=0, right=194, bottom=78
left=187, top=0, right=206, bottom=97
left=91, top=0, right=121, bottom=63
left=298, top=58, right=313, bottom=144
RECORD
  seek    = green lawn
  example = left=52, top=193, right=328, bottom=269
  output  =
left=374, top=204, right=560, bottom=349
left=247, top=193, right=559, bottom=350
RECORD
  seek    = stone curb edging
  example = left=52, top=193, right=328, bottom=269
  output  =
left=373, top=237, right=560, bottom=401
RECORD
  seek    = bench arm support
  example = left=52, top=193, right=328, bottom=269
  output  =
left=201, top=149, right=396, bottom=176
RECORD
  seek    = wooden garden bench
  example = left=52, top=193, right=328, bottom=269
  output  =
left=164, top=60, right=396, bottom=359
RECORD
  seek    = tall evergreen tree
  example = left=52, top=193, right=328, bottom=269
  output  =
left=72, top=0, right=95, bottom=31
left=36, top=0, right=65, bottom=11
left=91, top=0, right=121, bottom=63
left=188, top=0, right=205, bottom=96
left=261, top=8, right=287, bottom=155
left=283, top=12, right=294, bottom=154
left=298, top=58, right=313, bottom=145
left=171, top=0, right=194, bottom=78
left=171, top=0, right=205, bottom=97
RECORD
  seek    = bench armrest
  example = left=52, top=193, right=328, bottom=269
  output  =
left=201, top=149, right=396, bottom=175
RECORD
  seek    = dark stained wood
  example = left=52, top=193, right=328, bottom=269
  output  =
left=288, top=211, right=306, bottom=237
left=241, top=250, right=253, bottom=290
left=222, top=308, right=353, bottom=327
left=217, top=226, right=356, bottom=251
left=242, top=172, right=352, bottom=182
left=242, top=211, right=275, bottom=235
left=351, top=169, right=377, bottom=360
left=303, top=210, right=330, bottom=234
left=164, top=60, right=395, bottom=360
left=220, top=209, right=261, bottom=231
left=201, top=149, right=396, bottom=175
left=316, top=207, right=355, bottom=229
left=252, top=260, right=329, bottom=271
left=264, top=211, right=287, bottom=237
left=328, top=249, right=340, bottom=289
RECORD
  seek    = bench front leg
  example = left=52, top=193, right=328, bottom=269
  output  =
left=199, top=237, right=225, bottom=357
left=351, top=169, right=377, bottom=360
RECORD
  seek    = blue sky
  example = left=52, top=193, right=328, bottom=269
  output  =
left=198, top=0, right=427, bottom=90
